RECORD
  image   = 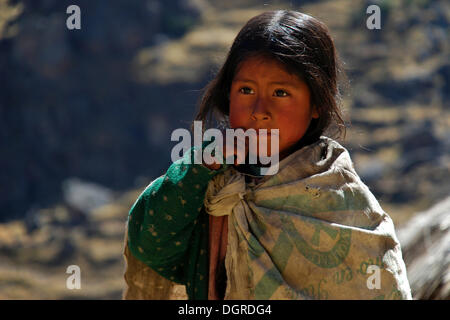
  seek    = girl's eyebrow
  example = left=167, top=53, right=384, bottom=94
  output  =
left=233, top=78, right=296, bottom=87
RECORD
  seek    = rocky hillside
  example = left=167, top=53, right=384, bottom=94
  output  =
left=0, top=0, right=448, bottom=299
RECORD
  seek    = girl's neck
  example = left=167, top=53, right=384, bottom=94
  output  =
left=279, top=135, right=316, bottom=162
left=236, top=135, right=316, bottom=177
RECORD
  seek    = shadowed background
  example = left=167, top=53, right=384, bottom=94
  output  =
left=0, top=0, right=448, bottom=299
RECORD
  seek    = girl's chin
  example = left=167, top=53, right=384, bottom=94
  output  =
left=248, top=142, right=280, bottom=159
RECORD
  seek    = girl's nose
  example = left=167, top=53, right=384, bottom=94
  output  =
left=250, top=98, right=271, bottom=121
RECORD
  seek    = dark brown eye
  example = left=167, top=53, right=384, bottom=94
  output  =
left=239, top=87, right=254, bottom=94
left=274, top=89, right=288, bottom=97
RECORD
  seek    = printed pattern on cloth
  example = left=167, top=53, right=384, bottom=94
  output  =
left=204, top=136, right=412, bottom=300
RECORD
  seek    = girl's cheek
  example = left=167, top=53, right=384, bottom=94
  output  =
left=229, top=104, right=248, bottom=127
left=228, top=111, right=238, bottom=128
left=229, top=113, right=244, bottom=128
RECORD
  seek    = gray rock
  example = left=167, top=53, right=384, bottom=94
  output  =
left=62, top=178, right=113, bottom=215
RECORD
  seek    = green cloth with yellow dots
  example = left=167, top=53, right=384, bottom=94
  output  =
left=127, top=143, right=228, bottom=300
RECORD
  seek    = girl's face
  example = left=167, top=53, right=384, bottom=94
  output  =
left=229, top=55, right=318, bottom=160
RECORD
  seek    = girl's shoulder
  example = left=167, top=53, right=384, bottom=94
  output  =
left=278, top=135, right=357, bottom=176
left=315, top=135, right=361, bottom=179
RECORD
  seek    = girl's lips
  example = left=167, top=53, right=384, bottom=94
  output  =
left=256, top=130, right=278, bottom=136
left=237, top=127, right=279, bottom=137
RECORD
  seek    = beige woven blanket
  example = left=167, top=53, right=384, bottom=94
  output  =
left=203, top=136, right=412, bottom=299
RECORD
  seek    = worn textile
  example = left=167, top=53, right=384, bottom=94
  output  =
left=204, top=136, right=412, bottom=299
left=123, top=225, right=175, bottom=299
left=126, top=144, right=229, bottom=299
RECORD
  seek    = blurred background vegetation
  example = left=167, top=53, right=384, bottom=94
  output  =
left=0, top=0, right=448, bottom=299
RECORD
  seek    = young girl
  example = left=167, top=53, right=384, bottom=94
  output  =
left=123, top=10, right=412, bottom=300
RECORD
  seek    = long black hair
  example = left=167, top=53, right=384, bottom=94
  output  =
left=194, top=10, right=348, bottom=146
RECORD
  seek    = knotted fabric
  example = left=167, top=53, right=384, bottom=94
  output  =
left=203, top=136, right=412, bottom=299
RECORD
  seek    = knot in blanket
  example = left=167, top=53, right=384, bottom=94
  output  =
left=202, top=136, right=412, bottom=300
left=204, top=168, right=249, bottom=217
